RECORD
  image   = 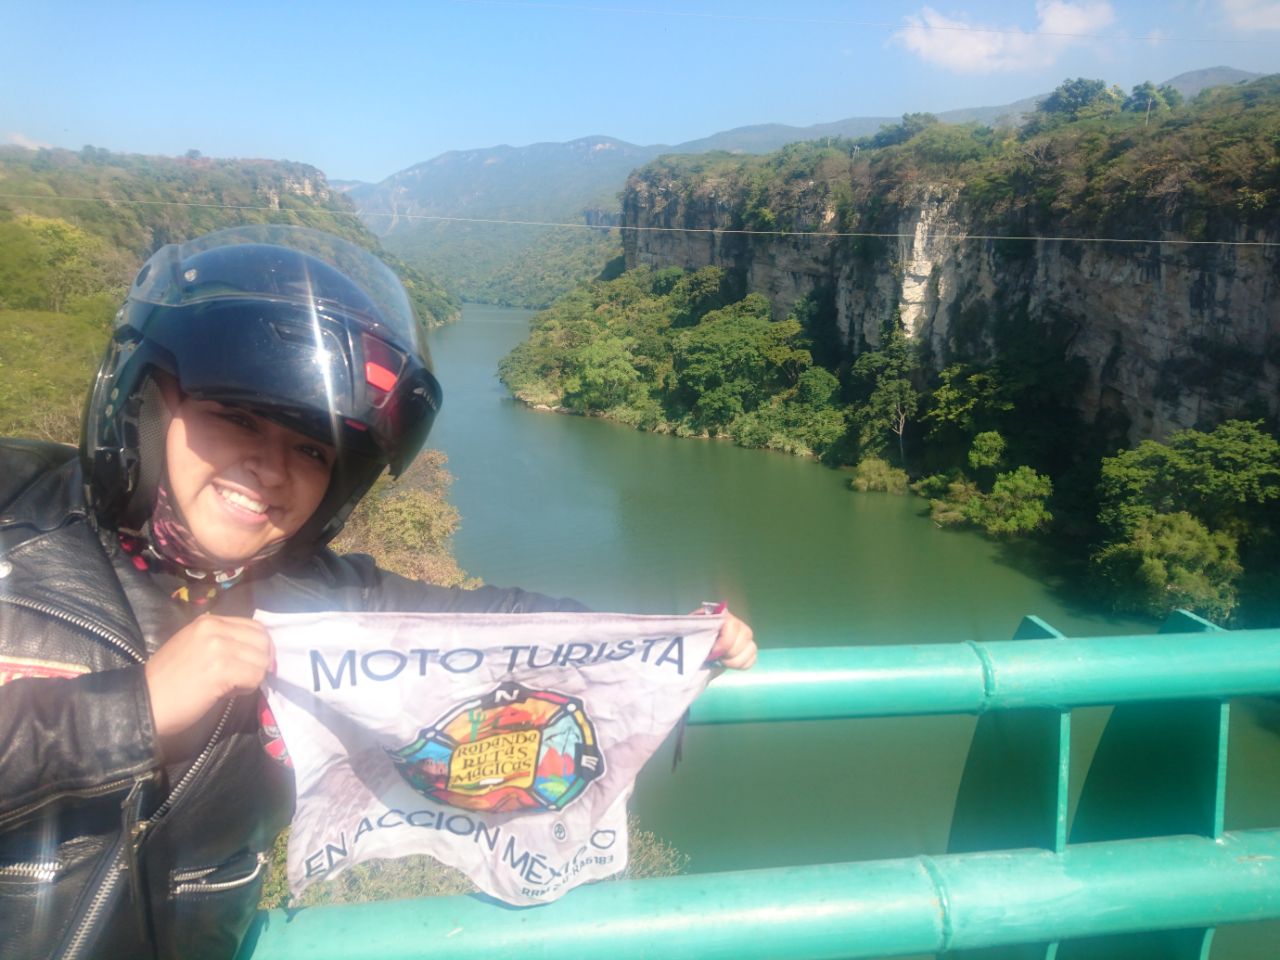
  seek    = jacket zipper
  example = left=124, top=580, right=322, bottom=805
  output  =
left=0, top=776, right=140, bottom=831
left=0, top=594, right=144, bottom=665
left=172, top=852, right=267, bottom=896
left=58, top=697, right=237, bottom=960
left=0, top=860, right=62, bottom=882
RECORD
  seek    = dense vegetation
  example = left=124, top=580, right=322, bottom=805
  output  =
left=499, top=266, right=1065, bottom=538
left=357, top=136, right=651, bottom=307
left=0, top=146, right=459, bottom=328
left=625, top=74, right=1280, bottom=241
left=504, top=75, right=1280, bottom=626
left=500, top=266, right=848, bottom=458
left=1091, top=421, right=1280, bottom=623
left=385, top=221, right=621, bottom=308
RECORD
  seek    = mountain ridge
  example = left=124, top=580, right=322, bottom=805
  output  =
left=352, top=67, right=1261, bottom=196
left=352, top=66, right=1264, bottom=306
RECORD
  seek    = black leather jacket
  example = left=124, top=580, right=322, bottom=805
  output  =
left=0, top=439, right=581, bottom=959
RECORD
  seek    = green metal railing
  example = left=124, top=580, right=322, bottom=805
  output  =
left=240, top=612, right=1280, bottom=960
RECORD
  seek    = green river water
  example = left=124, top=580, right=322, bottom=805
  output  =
left=426, top=305, right=1279, bottom=955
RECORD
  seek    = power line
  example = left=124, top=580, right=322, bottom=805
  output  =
left=450, top=0, right=1280, bottom=45
left=1, top=192, right=1276, bottom=249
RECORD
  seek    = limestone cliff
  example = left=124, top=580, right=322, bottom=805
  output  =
left=622, top=167, right=1279, bottom=443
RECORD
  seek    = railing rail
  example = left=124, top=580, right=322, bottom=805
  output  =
left=242, top=829, right=1280, bottom=960
left=689, top=628, right=1280, bottom=724
left=239, top=616, right=1280, bottom=960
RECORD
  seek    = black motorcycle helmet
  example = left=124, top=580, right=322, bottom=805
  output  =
left=81, top=225, right=443, bottom=560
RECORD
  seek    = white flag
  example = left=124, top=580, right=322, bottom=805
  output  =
left=259, top=610, right=720, bottom=906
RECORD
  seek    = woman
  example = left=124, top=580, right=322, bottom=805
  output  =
left=0, top=226, right=755, bottom=959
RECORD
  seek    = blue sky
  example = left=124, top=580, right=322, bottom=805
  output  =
left=2, top=1, right=1278, bottom=183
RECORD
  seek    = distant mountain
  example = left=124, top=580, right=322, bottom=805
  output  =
left=1162, top=66, right=1262, bottom=99
left=669, top=119, right=891, bottom=155
left=356, top=136, right=663, bottom=237
left=352, top=67, right=1266, bottom=306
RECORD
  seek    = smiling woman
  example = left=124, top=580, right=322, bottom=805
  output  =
left=162, top=395, right=335, bottom=564
left=0, top=225, right=755, bottom=960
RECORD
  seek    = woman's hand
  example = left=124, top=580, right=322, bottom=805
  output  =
left=145, top=615, right=274, bottom=748
left=704, top=608, right=757, bottom=670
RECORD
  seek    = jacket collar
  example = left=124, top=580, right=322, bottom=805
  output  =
left=0, top=440, right=88, bottom=537
left=0, top=441, right=147, bottom=660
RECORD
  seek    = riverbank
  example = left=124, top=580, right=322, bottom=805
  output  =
left=512, top=391, right=815, bottom=450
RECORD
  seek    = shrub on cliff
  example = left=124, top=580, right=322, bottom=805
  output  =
left=1092, top=420, right=1280, bottom=622
left=963, top=466, right=1054, bottom=537
left=1093, top=512, right=1242, bottom=621
left=850, top=456, right=908, bottom=494
left=1097, top=421, right=1280, bottom=541
left=331, top=450, right=478, bottom=590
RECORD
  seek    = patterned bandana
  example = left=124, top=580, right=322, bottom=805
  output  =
left=119, top=477, right=284, bottom=607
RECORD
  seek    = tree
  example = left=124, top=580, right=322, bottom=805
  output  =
left=871, top=112, right=940, bottom=149
left=1093, top=421, right=1279, bottom=618
left=1097, top=420, right=1280, bottom=540
left=668, top=267, right=731, bottom=327
left=0, top=215, right=126, bottom=313
left=1026, top=78, right=1123, bottom=134
left=967, top=431, right=1006, bottom=472
left=1123, top=81, right=1176, bottom=119
left=562, top=336, right=643, bottom=412
left=923, top=365, right=1012, bottom=447
left=853, top=314, right=919, bottom=464
left=672, top=295, right=810, bottom=434
left=789, top=367, right=848, bottom=458
left=1093, top=512, right=1242, bottom=621
left=1040, top=78, right=1123, bottom=119
left=963, top=466, right=1054, bottom=537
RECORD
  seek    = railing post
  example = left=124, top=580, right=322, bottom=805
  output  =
left=1060, top=610, right=1226, bottom=960
left=948, top=615, right=1070, bottom=960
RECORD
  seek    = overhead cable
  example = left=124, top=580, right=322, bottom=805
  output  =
left=1, top=192, right=1276, bottom=248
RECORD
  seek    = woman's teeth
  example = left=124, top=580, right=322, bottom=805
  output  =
left=219, top=488, right=268, bottom=514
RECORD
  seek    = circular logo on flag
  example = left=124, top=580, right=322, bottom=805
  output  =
left=388, top=681, right=605, bottom=813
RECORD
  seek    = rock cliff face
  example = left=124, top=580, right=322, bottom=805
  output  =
left=622, top=178, right=1280, bottom=441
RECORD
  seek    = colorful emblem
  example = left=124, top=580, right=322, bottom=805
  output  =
left=389, top=681, right=605, bottom=813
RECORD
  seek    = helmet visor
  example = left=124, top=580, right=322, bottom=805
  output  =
left=129, top=224, right=424, bottom=358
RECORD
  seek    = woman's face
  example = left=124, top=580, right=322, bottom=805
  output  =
left=164, top=395, right=335, bottom=563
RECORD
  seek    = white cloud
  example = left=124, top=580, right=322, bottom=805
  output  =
left=895, top=1, right=1117, bottom=74
left=5, top=132, right=52, bottom=150
left=1219, top=0, right=1280, bottom=30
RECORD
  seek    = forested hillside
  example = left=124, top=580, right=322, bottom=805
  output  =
left=0, top=146, right=457, bottom=325
left=352, top=137, right=644, bottom=307
left=627, top=74, right=1278, bottom=251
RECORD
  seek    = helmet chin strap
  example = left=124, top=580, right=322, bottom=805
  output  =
left=117, top=375, right=173, bottom=535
